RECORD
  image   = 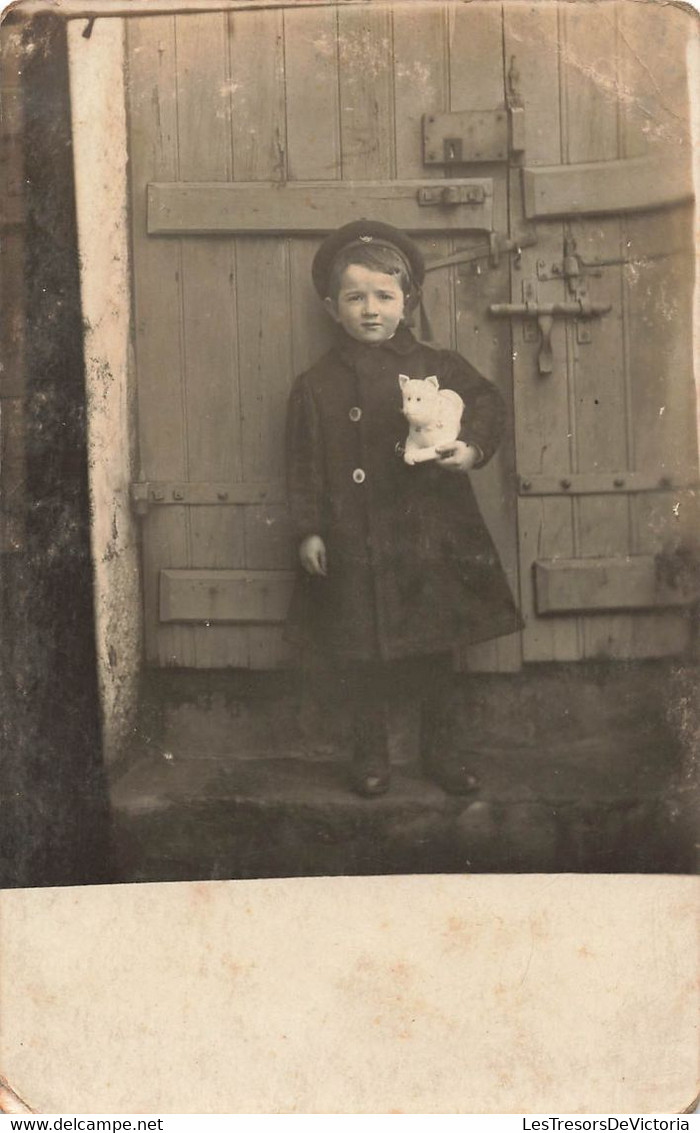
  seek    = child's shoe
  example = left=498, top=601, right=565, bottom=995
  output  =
left=350, top=747, right=391, bottom=798
left=420, top=700, right=480, bottom=795
left=424, top=760, right=480, bottom=796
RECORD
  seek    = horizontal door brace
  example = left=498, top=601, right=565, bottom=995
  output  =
left=534, top=554, right=698, bottom=614
left=148, top=180, right=494, bottom=237
left=160, top=569, right=295, bottom=625
left=131, top=480, right=286, bottom=514
left=522, top=152, right=693, bottom=219
left=518, top=472, right=697, bottom=497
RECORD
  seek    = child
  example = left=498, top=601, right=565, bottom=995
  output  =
left=285, top=220, right=521, bottom=797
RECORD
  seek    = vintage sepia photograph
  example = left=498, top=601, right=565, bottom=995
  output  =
left=1, top=0, right=698, bottom=889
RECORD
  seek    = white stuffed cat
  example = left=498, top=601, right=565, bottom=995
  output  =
left=399, top=374, right=465, bottom=465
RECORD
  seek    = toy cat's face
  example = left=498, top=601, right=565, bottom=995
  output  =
left=399, top=374, right=440, bottom=424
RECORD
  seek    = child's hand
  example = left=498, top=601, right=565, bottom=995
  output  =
left=300, top=534, right=327, bottom=576
left=435, top=441, right=480, bottom=472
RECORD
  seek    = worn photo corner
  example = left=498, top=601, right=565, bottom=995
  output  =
left=1, top=0, right=699, bottom=887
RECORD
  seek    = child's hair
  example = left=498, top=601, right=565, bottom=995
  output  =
left=327, top=242, right=418, bottom=310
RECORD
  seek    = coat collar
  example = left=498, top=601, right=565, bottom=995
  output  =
left=334, top=324, right=421, bottom=368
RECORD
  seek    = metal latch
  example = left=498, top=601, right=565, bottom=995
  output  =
left=423, top=110, right=510, bottom=164
left=417, top=184, right=487, bottom=207
left=490, top=280, right=611, bottom=374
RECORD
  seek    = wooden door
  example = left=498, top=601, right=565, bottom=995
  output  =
left=503, top=0, right=697, bottom=661
left=126, top=1, right=696, bottom=671
left=126, top=1, right=521, bottom=670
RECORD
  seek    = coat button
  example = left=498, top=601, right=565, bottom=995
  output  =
left=352, top=468, right=366, bottom=484
left=349, top=406, right=362, bottom=422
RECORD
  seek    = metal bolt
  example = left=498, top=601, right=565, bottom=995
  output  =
left=152, top=490, right=165, bottom=502
left=659, top=476, right=672, bottom=489
left=613, top=477, right=625, bottom=488
left=520, top=478, right=532, bottom=491
left=217, top=490, right=229, bottom=501
left=173, top=489, right=184, bottom=501
left=560, top=478, right=572, bottom=490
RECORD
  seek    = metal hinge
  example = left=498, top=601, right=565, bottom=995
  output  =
left=130, top=480, right=286, bottom=515
left=517, top=472, right=695, bottom=496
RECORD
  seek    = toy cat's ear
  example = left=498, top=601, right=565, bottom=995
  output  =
left=425, top=375, right=440, bottom=390
left=398, top=374, right=410, bottom=389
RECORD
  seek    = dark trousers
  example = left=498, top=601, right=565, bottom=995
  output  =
left=302, top=650, right=456, bottom=765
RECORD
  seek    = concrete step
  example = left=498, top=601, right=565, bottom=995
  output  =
left=109, top=662, right=698, bottom=880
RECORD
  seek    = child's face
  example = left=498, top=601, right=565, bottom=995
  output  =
left=325, top=264, right=406, bottom=345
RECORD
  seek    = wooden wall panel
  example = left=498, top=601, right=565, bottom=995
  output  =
left=562, top=4, right=635, bottom=660
left=617, top=1, right=696, bottom=658
left=450, top=3, right=521, bottom=672
left=505, top=3, right=579, bottom=662
left=228, top=8, right=286, bottom=183
left=174, top=12, right=247, bottom=667
left=127, top=17, right=193, bottom=666
left=285, top=6, right=339, bottom=376
left=393, top=2, right=454, bottom=349
left=284, top=6, right=341, bottom=182
left=230, top=6, right=292, bottom=666
left=337, top=6, right=395, bottom=180
left=128, top=2, right=695, bottom=671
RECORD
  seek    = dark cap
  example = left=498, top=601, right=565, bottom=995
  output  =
left=311, top=219, right=425, bottom=298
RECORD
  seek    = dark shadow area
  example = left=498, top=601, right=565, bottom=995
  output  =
left=1, top=13, right=111, bottom=889
left=110, top=660, right=699, bottom=881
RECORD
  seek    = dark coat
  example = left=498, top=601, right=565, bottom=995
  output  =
left=285, top=325, right=522, bottom=662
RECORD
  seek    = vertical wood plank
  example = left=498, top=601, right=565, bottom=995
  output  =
left=389, top=2, right=450, bottom=344
left=338, top=5, right=395, bottom=180
left=393, top=3, right=453, bottom=346
left=449, top=2, right=521, bottom=671
left=288, top=239, right=336, bottom=377
left=127, top=16, right=193, bottom=666
left=285, top=6, right=340, bottom=375
left=393, top=1, right=447, bottom=178
left=563, top=3, right=635, bottom=659
left=284, top=6, right=340, bottom=181
left=625, top=212, right=695, bottom=657
left=617, top=0, right=696, bottom=657
left=236, top=240, right=292, bottom=485
left=229, top=7, right=286, bottom=183
left=505, top=2, right=579, bottom=661
left=175, top=12, right=248, bottom=667
left=231, top=6, right=292, bottom=667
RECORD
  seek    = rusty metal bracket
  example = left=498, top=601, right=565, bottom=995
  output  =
left=423, top=232, right=537, bottom=275
left=423, top=106, right=526, bottom=166
left=423, top=110, right=510, bottom=165
left=417, top=183, right=487, bottom=207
